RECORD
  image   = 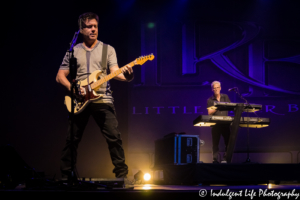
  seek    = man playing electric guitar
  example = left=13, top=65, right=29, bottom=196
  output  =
left=56, top=12, right=133, bottom=183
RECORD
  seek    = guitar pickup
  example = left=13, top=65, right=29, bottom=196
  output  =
left=82, top=88, right=86, bottom=95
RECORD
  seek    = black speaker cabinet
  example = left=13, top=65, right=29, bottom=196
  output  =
left=155, top=133, right=199, bottom=165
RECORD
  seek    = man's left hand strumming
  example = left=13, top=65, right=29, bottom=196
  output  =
left=122, top=65, right=134, bottom=82
left=110, top=65, right=134, bottom=82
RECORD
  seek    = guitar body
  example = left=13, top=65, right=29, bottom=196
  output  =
left=65, top=70, right=104, bottom=115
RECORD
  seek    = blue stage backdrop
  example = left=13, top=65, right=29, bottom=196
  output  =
left=126, top=6, right=300, bottom=174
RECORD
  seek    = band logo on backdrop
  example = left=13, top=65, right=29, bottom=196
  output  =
left=133, top=21, right=300, bottom=116
left=182, top=21, right=300, bottom=96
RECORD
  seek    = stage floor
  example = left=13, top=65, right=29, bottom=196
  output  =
left=134, top=183, right=300, bottom=190
left=2, top=183, right=300, bottom=200
left=2, top=163, right=300, bottom=199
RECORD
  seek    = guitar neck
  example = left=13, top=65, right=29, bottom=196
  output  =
left=91, top=61, right=136, bottom=89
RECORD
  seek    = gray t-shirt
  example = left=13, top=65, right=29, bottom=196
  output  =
left=59, top=40, right=118, bottom=103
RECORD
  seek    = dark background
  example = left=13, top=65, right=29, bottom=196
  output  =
left=1, top=0, right=300, bottom=179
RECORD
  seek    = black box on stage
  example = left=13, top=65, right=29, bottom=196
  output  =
left=155, top=133, right=200, bottom=165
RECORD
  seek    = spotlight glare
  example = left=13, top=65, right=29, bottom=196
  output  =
left=142, top=184, right=152, bottom=190
left=268, top=183, right=272, bottom=189
left=144, top=173, right=151, bottom=181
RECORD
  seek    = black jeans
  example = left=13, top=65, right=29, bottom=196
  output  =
left=211, top=124, right=231, bottom=161
left=60, top=103, right=128, bottom=178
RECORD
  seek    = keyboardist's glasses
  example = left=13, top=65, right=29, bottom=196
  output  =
left=213, top=87, right=220, bottom=90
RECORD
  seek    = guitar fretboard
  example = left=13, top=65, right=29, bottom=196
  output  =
left=91, top=61, right=135, bottom=89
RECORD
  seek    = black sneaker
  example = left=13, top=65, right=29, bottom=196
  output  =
left=213, top=160, right=220, bottom=164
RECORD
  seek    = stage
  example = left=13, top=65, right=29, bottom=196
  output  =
left=1, top=163, right=300, bottom=199
left=1, top=183, right=300, bottom=199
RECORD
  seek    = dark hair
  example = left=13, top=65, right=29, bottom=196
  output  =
left=78, top=12, right=99, bottom=29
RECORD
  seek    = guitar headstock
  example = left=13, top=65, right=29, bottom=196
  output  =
left=135, top=54, right=155, bottom=65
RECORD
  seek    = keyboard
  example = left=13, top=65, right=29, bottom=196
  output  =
left=193, top=115, right=270, bottom=128
left=207, top=102, right=262, bottom=112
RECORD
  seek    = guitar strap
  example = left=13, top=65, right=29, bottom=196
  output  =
left=101, top=43, right=108, bottom=73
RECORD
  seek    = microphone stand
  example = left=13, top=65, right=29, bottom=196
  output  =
left=68, top=30, right=80, bottom=185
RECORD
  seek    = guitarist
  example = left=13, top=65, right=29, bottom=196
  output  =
left=56, top=12, right=133, bottom=181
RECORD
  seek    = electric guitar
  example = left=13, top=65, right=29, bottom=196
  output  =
left=65, top=54, right=155, bottom=114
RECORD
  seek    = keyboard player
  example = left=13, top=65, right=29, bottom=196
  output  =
left=207, top=81, right=231, bottom=163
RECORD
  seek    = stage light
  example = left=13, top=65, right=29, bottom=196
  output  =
left=134, top=170, right=152, bottom=183
left=134, top=170, right=144, bottom=182
left=144, top=173, right=151, bottom=181
left=147, top=22, right=155, bottom=29
left=268, top=183, right=272, bottom=189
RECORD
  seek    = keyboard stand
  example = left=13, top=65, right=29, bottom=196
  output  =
left=226, top=103, right=244, bottom=163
